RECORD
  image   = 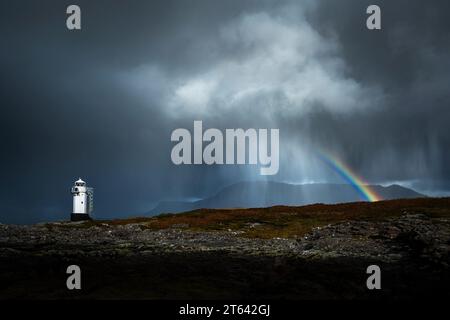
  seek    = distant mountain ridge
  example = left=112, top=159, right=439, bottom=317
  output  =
left=148, top=181, right=425, bottom=215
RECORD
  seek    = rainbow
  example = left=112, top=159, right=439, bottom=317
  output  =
left=317, top=152, right=382, bottom=202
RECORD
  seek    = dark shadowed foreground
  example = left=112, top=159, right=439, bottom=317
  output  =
left=0, top=198, right=449, bottom=299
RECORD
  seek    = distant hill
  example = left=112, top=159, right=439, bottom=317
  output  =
left=148, top=181, right=425, bottom=215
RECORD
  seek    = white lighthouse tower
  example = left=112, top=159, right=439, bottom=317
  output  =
left=71, top=178, right=94, bottom=221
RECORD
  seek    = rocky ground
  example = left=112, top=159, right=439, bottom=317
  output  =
left=0, top=199, right=449, bottom=299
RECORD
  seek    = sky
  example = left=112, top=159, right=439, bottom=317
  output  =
left=1, top=0, right=449, bottom=223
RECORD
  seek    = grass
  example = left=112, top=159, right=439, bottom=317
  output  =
left=64, top=197, right=450, bottom=239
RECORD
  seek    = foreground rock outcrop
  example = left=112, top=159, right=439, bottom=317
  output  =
left=0, top=198, right=449, bottom=299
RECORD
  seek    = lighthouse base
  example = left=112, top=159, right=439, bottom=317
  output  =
left=71, top=213, right=92, bottom=222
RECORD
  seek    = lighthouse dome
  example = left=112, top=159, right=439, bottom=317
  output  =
left=75, top=178, right=86, bottom=186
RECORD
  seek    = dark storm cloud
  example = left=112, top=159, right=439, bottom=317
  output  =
left=300, top=0, right=450, bottom=181
left=0, top=0, right=449, bottom=223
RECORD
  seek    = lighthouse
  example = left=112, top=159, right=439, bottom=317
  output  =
left=70, top=178, right=94, bottom=221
